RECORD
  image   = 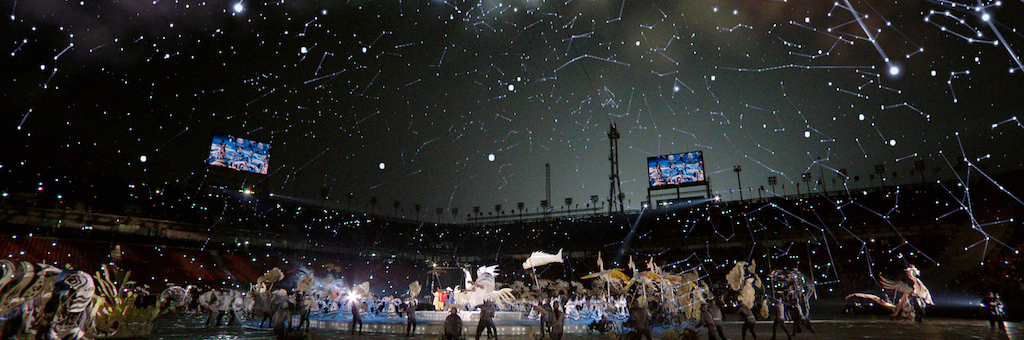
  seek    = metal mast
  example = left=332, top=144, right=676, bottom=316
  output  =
left=608, top=123, right=624, bottom=213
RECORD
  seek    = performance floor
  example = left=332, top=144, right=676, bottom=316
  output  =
left=151, top=315, right=1020, bottom=340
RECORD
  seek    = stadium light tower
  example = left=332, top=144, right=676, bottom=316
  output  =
left=608, top=123, right=624, bottom=214
left=734, top=165, right=743, bottom=200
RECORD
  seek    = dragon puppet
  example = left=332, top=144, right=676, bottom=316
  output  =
left=846, top=264, right=933, bottom=321
left=454, top=265, right=515, bottom=309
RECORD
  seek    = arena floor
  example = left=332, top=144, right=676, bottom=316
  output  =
left=151, top=315, right=1020, bottom=340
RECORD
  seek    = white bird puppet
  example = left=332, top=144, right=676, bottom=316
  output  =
left=522, top=249, right=563, bottom=270
left=454, top=265, right=515, bottom=309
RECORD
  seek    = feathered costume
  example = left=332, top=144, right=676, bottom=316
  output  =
left=846, top=265, right=933, bottom=321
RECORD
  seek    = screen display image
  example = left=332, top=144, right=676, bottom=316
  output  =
left=648, top=151, right=705, bottom=187
left=207, top=134, right=271, bottom=175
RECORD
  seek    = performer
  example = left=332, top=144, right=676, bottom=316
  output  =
left=475, top=300, right=498, bottom=340
left=405, top=299, right=418, bottom=336
left=983, top=292, right=1005, bottom=330
left=550, top=301, right=566, bottom=340
left=768, top=297, right=791, bottom=340
left=443, top=308, right=463, bottom=340
left=700, top=303, right=727, bottom=340
left=538, top=299, right=553, bottom=336
left=627, top=301, right=653, bottom=340
left=350, top=298, right=363, bottom=335
left=738, top=300, right=757, bottom=340
left=709, top=301, right=729, bottom=340
left=787, top=295, right=814, bottom=335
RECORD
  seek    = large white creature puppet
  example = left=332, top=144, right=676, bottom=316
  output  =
left=726, top=261, right=768, bottom=318
left=846, top=264, right=933, bottom=321
left=455, top=265, right=515, bottom=309
left=522, top=249, right=563, bottom=270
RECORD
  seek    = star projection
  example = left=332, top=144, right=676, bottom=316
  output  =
left=2, top=0, right=1023, bottom=295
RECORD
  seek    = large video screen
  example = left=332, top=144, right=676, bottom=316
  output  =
left=648, top=151, right=706, bottom=188
left=207, top=134, right=271, bottom=175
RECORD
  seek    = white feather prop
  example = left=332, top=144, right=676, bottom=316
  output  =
left=409, top=281, right=421, bottom=298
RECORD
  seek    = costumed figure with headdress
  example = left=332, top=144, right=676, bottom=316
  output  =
left=846, top=264, right=933, bottom=322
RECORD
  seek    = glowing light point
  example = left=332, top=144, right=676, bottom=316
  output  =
left=378, top=162, right=385, bottom=170
left=888, top=65, right=899, bottom=76
left=361, top=47, right=368, bottom=53
left=889, top=139, right=897, bottom=147
left=507, top=84, right=515, bottom=92
left=233, top=2, right=244, bottom=13
left=488, top=154, right=495, bottom=162
left=140, top=155, right=147, bottom=163
left=710, top=75, right=716, bottom=81
left=931, top=70, right=936, bottom=76
left=635, top=41, right=641, bottom=46
left=322, top=9, right=328, bottom=15
left=804, top=17, right=810, bottom=23
left=40, top=65, right=46, bottom=70
left=858, top=114, right=865, bottom=121
left=982, top=13, right=990, bottom=21
left=300, top=47, right=308, bottom=54
left=804, top=131, right=811, bottom=138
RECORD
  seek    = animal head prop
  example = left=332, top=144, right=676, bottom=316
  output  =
left=904, top=265, right=921, bottom=279
left=477, top=265, right=499, bottom=278
left=296, top=272, right=315, bottom=293
left=256, top=267, right=285, bottom=291
left=353, top=282, right=371, bottom=298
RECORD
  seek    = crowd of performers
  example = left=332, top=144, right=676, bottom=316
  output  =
left=0, top=251, right=1011, bottom=340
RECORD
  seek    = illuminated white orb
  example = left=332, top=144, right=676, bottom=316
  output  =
left=982, top=13, right=990, bottom=21
left=858, top=114, right=865, bottom=121
left=300, top=47, right=308, bottom=54
left=804, top=131, right=811, bottom=138
left=488, top=153, right=495, bottom=162
left=635, top=41, right=641, bottom=46
left=889, top=139, right=897, bottom=147
left=40, top=64, right=45, bottom=70
left=378, top=162, right=385, bottom=170
left=233, top=3, right=244, bottom=13
left=888, top=66, right=899, bottom=76
left=508, top=84, right=515, bottom=92
left=140, top=155, right=147, bottom=163
left=710, top=75, right=716, bottom=81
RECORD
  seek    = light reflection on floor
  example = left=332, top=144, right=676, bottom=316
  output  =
left=151, top=314, right=1019, bottom=340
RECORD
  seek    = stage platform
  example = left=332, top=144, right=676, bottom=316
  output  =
left=305, top=310, right=594, bottom=335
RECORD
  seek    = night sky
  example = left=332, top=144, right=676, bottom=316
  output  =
left=3, top=0, right=1023, bottom=219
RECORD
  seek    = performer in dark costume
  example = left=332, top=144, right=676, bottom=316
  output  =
left=405, top=300, right=418, bottom=336
left=627, top=302, right=653, bottom=340
left=443, top=308, right=463, bottom=340
left=983, top=292, right=1005, bottom=330
left=710, top=300, right=729, bottom=340
left=700, top=303, right=728, bottom=340
left=738, top=300, right=757, bottom=340
left=539, top=300, right=553, bottom=336
left=350, top=299, right=363, bottom=335
left=475, top=300, right=498, bottom=340
left=769, top=297, right=791, bottom=340
left=549, top=301, right=566, bottom=340
left=786, top=295, right=814, bottom=335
